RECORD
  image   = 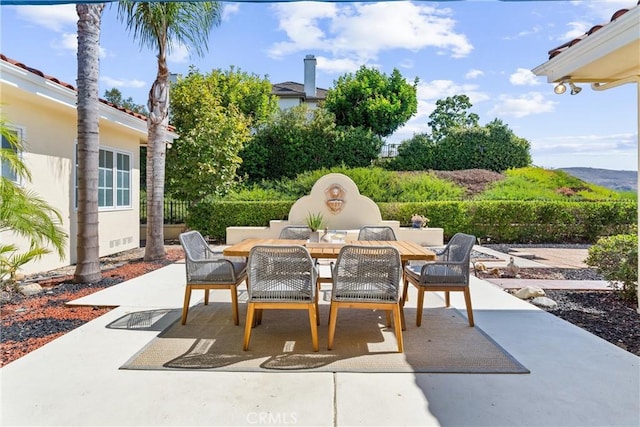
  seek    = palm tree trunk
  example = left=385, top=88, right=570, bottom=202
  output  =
left=144, top=53, right=169, bottom=261
left=74, top=3, right=104, bottom=283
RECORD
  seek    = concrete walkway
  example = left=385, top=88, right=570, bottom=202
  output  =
left=472, top=245, right=612, bottom=290
left=1, top=249, right=638, bottom=426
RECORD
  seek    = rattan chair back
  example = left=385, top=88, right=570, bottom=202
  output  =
left=279, top=225, right=313, bottom=240
left=247, top=245, right=317, bottom=302
left=357, top=226, right=397, bottom=241
left=332, top=245, right=402, bottom=302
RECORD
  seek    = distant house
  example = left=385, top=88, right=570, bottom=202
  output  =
left=0, top=54, right=177, bottom=274
left=272, top=55, right=328, bottom=110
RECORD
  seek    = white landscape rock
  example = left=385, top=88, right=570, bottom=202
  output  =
left=514, top=286, right=546, bottom=299
left=531, top=296, right=558, bottom=309
left=19, top=283, right=43, bottom=296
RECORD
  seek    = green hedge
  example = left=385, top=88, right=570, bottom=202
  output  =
left=187, top=200, right=637, bottom=243
left=188, top=201, right=294, bottom=239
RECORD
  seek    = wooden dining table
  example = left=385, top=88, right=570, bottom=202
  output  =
left=223, top=238, right=437, bottom=262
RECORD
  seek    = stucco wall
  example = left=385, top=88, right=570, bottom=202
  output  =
left=1, top=80, right=143, bottom=274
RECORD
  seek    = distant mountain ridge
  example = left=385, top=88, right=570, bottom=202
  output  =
left=559, top=167, right=637, bottom=192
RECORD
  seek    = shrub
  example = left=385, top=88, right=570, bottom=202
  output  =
left=585, top=233, right=638, bottom=302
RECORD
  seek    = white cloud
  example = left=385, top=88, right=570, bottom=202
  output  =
left=268, top=2, right=472, bottom=63
left=531, top=131, right=638, bottom=169
left=268, top=2, right=338, bottom=58
left=222, top=3, right=241, bottom=21
left=509, top=68, right=541, bottom=86
left=316, top=56, right=364, bottom=75
left=532, top=132, right=637, bottom=154
left=417, top=80, right=489, bottom=106
left=488, top=92, right=556, bottom=118
left=399, top=59, right=414, bottom=70
left=168, top=44, right=190, bottom=64
left=14, top=4, right=77, bottom=32
left=387, top=79, right=489, bottom=144
left=559, top=21, right=591, bottom=40
left=465, top=69, right=484, bottom=80
left=100, top=76, right=146, bottom=89
left=503, top=25, right=542, bottom=40
left=578, top=0, right=637, bottom=21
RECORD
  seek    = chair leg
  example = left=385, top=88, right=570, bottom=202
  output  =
left=327, top=303, right=339, bottom=350
left=243, top=303, right=256, bottom=350
left=402, top=263, right=409, bottom=303
left=181, top=285, right=192, bottom=325
left=402, top=277, right=409, bottom=304
left=445, top=291, right=450, bottom=307
left=308, top=304, right=319, bottom=352
left=464, top=287, right=475, bottom=327
left=204, top=289, right=210, bottom=305
left=315, top=291, right=320, bottom=325
left=416, top=288, right=425, bottom=327
left=392, top=304, right=404, bottom=353
left=230, top=285, right=239, bottom=326
left=399, top=299, right=407, bottom=331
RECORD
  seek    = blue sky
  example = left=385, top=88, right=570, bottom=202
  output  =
left=1, top=0, right=638, bottom=171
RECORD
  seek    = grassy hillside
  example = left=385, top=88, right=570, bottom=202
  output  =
left=226, top=166, right=635, bottom=202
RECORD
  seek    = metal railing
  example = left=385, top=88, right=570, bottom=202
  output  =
left=380, top=144, right=400, bottom=158
left=140, top=199, right=189, bottom=224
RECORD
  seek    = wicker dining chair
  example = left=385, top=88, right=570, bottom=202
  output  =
left=328, top=245, right=404, bottom=352
left=357, top=225, right=397, bottom=241
left=243, top=245, right=319, bottom=351
left=279, top=225, right=312, bottom=240
left=403, top=232, right=476, bottom=327
left=179, top=231, right=247, bottom=326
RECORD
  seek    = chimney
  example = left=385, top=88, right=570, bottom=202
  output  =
left=304, top=54, right=317, bottom=98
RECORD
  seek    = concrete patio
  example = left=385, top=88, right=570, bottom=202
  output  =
left=0, top=247, right=638, bottom=426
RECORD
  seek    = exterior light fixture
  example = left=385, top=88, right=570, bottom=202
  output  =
left=554, top=80, right=567, bottom=94
left=569, top=82, right=582, bottom=95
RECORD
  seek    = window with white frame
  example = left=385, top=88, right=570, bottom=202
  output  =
left=76, top=145, right=132, bottom=209
left=1, top=127, right=22, bottom=183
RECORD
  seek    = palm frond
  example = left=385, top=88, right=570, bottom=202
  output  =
left=0, top=116, right=32, bottom=182
left=117, top=1, right=222, bottom=59
left=0, top=184, right=67, bottom=258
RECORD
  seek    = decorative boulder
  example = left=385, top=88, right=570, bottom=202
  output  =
left=514, top=286, right=545, bottom=299
left=19, top=283, right=43, bottom=296
left=531, top=296, right=558, bottom=309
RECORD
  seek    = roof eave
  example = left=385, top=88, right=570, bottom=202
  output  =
left=532, top=6, right=639, bottom=84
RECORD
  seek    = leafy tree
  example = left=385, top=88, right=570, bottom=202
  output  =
left=1, top=118, right=67, bottom=289
left=239, top=105, right=382, bottom=182
left=428, top=94, right=479, bottom=142
left=74, top=3, right=104, bottom=283
left=173, top=66, right=278, bottom=127
left=436, top=119, right=531, bottom=172
left=166, top=70, right=256, bottom=204
left=324, top=66, right=418, bottom=137
left=117, top=1, right=222, bottom=261
left=385, top=133, right=438, bottom=171
left=103, top=88, right=147, bottom=115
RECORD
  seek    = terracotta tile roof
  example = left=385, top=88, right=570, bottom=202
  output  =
left=548, top=1, right=640, bottom=60
left=272, top=81, right=328, bottom=100
left=1, top=53, right=149, bottom=123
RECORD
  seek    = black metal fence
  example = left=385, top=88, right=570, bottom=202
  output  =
left=140, top=199, right=189, bottom=224
left=380, top=143, right=400, bottom=158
